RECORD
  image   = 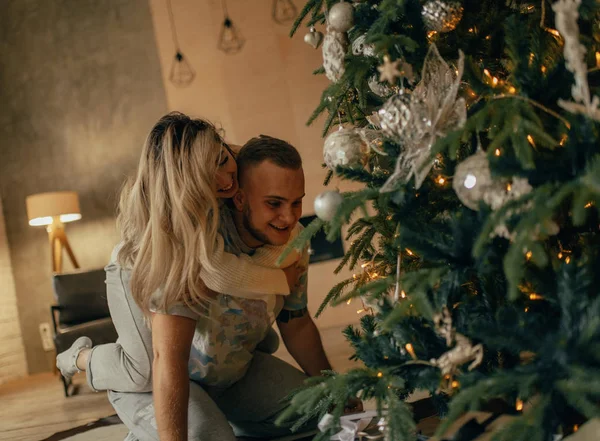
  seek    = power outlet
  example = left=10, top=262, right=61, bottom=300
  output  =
left=39, top=322, right=54, bottom=351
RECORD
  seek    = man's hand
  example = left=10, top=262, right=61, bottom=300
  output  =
left=282, top=264, right=303, bottom=292
left=277, top=313, right=332, bottom=377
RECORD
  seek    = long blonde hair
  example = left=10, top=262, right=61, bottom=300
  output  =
left=117, top=112, right=224, bottom=315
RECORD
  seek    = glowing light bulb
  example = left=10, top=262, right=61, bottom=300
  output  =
left=405, top=343, right=417, bottom=359
left=464, top=174, right=477, bottom=189
left=516, top=399, right=524, bottom=411
left=495, top=148, right=501, bottom=156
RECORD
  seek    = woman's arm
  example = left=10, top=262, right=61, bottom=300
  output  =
left=152, top=312, right=196, bottom=441
left=199, top=228, right=302, bottom=298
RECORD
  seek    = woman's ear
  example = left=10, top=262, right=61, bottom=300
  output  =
left=233, top=190, right=245, bottom=211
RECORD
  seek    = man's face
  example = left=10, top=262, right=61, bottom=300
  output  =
left=234, top=160, right=305, bottom=246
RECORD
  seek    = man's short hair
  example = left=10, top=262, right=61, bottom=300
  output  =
left=237, top=135, right=302, bottom=184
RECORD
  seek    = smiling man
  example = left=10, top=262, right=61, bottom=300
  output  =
left=232, top=136, right=331, bottom=377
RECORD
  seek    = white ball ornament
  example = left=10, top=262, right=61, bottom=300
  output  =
left=328, top=1, right=354, bottom=32
left=323, top=128, right=367, bottom=170
left=314, top=190, right=344, bottom=222
left=452, top=150, right=500, bottom=210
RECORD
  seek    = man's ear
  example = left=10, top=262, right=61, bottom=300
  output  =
left=233, top=190, right=245, bottom=211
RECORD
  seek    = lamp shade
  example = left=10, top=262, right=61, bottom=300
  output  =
left=26, top=191, right=81, bottom=226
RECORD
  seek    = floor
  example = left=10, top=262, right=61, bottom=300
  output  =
left=0, top=326, right=365, bottom=441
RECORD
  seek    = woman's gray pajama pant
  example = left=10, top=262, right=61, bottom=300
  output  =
left=88, top=259, right=316, bottom=440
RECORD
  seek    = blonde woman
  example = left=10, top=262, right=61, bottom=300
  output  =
left=56, top=112, right=302, bottom=392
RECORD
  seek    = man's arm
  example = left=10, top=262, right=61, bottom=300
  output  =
left=277, top=310, right=331, bottom=377
left=152, top=312, right=196, bottom=441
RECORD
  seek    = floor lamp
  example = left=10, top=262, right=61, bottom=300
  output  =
left=26, top=191, right=81, bottom=273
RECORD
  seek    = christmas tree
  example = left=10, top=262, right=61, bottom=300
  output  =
left=276, top=0, right=600, bottom=440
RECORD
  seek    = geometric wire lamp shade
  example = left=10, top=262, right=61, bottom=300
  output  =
left=26, top=191, right=81, bottom=273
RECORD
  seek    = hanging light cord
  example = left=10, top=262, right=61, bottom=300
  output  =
left=166, top=0, right=181, bottom=51
left=221, top=0, right=229, bottom=18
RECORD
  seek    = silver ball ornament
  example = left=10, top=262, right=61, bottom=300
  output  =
left=351, top=34, right=375, bottom=57
left=304, top=26, right=324, bottom=49
left=378, top=92, right=413, bottom=139
left=323, top=128, right=367, bottom=170
left=328, top=1, right=354, bottom=32
left=421, top=0, right=463, bottom=33
left=452, top=150, right=500, bottom=210
left=314, top=190, right=344, bottom=222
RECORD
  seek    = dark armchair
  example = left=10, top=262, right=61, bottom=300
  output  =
left=51, top=268, right=118, bottom=396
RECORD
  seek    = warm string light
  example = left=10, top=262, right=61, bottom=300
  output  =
left=427, top=30, right=437, bottom=39
left=565, top=256, right=571, bottom=264
left=377, top=372, right=383, bottom=378
left=596, top=52, right=600, bottom=68
left=573, top=424, right=579, bottom=432
left=401, top=290, right=407, bottom=299
left=585, top=202, right=593, bottom=208
left=405, top=343, right=417, bottom=360
left=529, top=293, right=544, bottom=300
left=516, top=399, right=524, bottom=412
left=347, top=298, right=352, bottom=305
left=559, top=134, right=568, bottom=146
left=525, top=250, right=532, bottom=260
left=545, top=28, right=560, bottom=38
left=508, top=86, right=516, bottom=94
left=495, top=148, right=501, bottom=156
left=405, top=249, right=414, bottom=256
left=451, top=380, right=460, bottom=388
left=437, top=176, right=446, bottom=185
left=527, top=134, right=536, bottom=147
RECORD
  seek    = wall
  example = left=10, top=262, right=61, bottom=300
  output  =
left=0, top=196, right=28, bottom=385
left=0, top=0, right=168, bottom=374
left=148, top=0, right=365, bottom=329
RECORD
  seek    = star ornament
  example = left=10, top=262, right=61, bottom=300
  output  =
left=378, top=55, right=402, bottom=85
